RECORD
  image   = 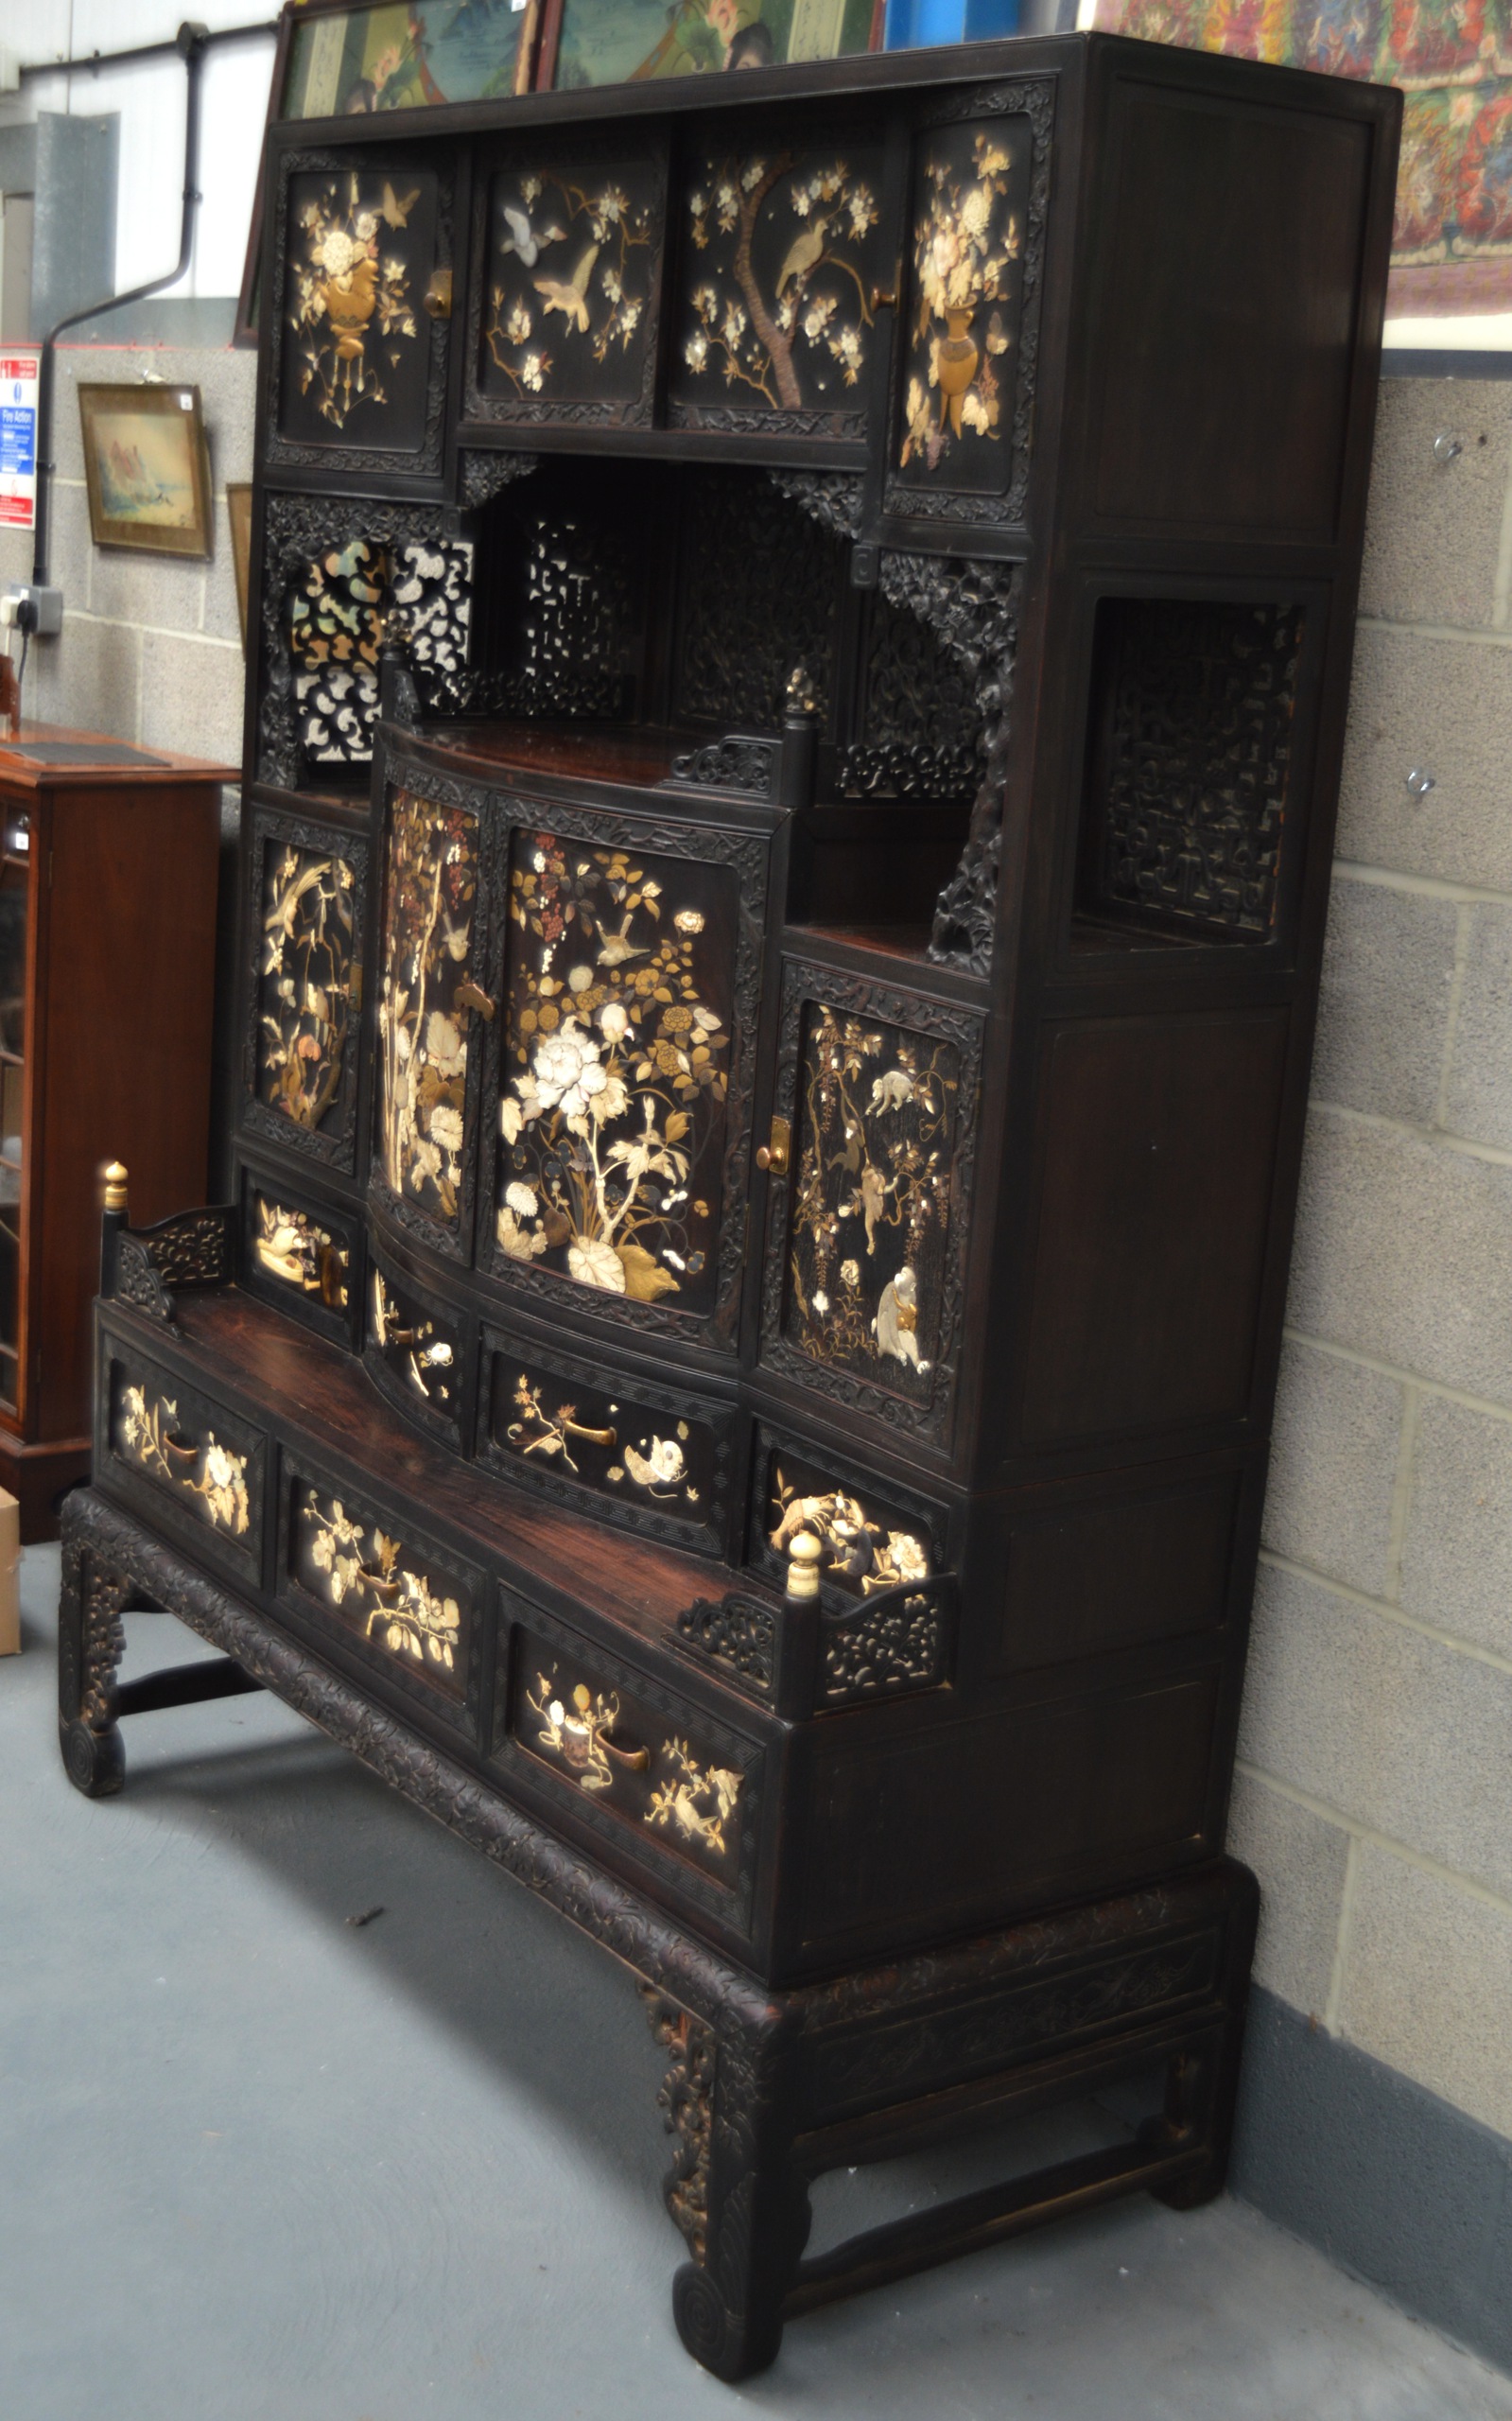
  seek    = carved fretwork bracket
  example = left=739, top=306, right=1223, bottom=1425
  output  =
left=767, top=468, right=865, bottom=543
left=110, top=1206, right=235, bottom=1320
left=459, top=449, right=542, bottom=511
left=877, top=551, right=1020, bottom=975
left=643, top=1989, right=717, bottom=2263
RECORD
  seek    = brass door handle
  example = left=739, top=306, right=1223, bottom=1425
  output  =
left=563, top=1418, right=617, bottom=1447
left=756, top=1114, right=791, bottom=1176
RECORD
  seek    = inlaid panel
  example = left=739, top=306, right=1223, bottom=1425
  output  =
left=240, top=1168, right=360, bottom=1350
left=667, top=138, right=890, bottom=440
left=502, top=1620, right=756, bottom=1899
left=480, top=1329, right=731, bottom=1553
left=366, top=1254, right=466, bottom=1441
left=249, top=827, right=361, bottom=1151
left=275, top=163, right=443, bottom=463
left=287, top=1472, right=479, bottom=1721
left=473, top=145, right=665, bottom=428
left=375, top=783, right=484, bottom=1243
left=104, top=1347, right=265, bottom=1578
left=756, top=1440, right=936, bottom=1600
left=894, top=115, right=1031, bottom=504
left=759, top=968, right=982, bottom=1446
left=495, top=827, right=738, bottom=1319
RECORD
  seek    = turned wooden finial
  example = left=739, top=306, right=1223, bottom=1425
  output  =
left=103, top=1161, right=130, bottom=1215
left=785, top=1531, right=823, bottom=1602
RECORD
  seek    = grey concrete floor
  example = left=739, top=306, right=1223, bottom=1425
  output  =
left=3, top=1544, right=1510, bottom=2421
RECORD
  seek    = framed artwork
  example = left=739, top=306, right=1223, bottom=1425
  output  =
left=78, top=385, right=214, bottom=560
left=227, top=483, right=253, bottom=652
left=283, top=0, right=538, bottom=118
left=545, top=0, right=881, bottom=89
left=1086, top=0, right=1512, bottom=355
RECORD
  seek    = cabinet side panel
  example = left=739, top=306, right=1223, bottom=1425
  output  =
left=40, top=787, right=219, bottom=1439
left=1086, top=77, right=1372, bottom=540
left=1018, top=1009, right=1290, bottom=1447
left=802, top=1669, right=1218, bottom=1942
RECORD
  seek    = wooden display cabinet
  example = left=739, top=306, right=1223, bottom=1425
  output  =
left=59, top=31, right=1399, bottom=2376
left=0, top=724, right=229, bottom=1537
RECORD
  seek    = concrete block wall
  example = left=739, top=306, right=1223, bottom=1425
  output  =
left=0, top=341, right=255, bottom=765
left=1232, top=376, right=1512, bottom=2151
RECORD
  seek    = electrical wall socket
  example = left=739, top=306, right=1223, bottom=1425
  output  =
left=0, top=587, right=63, bottom=637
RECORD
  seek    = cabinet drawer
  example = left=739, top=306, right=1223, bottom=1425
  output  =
left=280, top=1462, right=483, bottom=1733
left=102, top=1340, right=266, bottom=1582
left=240, top=1167, right=361, bottom=1350
left=365, top=1248, right=470, bottom=1447
left=478, top=1324, right=734, bottom=1555
left=495, top=1600, right=763, bottom=1925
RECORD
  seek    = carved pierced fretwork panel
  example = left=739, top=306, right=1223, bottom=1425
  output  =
left=258, top=495, right=475, bottom=789
left=1081, top=598, right=1304, bottom=941
left=291, top=536, right=473, bottom=767
left=840, top=583, right=984, bottom=800
left=759, top=967, right=982, bottom=1449
left=674, top=470, right=844, bottom=732
left=819, top=1580, right=952, bottom=1706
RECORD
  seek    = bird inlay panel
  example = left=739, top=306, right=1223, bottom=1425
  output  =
left=476, top=147, right=665, bottom=427
left=668, top=138, right=892, bottom=438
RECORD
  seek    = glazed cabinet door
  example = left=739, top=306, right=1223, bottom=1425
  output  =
left=481, top=799, right=773, bottom=1357
left=756, top=958, right=983, bottom=1462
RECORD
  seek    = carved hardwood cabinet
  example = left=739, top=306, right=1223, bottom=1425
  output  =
left=60, top=31, right=1399, bottom=2377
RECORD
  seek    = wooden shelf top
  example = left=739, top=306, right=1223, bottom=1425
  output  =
left=0, top=722, right=239, bottom=792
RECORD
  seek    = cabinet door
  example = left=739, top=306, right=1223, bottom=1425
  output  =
left=242, top=809, right=368, bottom=1174
left=373, top=775, right=495, bottom=1261
left=484, top=803, right=771, bottom=1352
left=757, top=960, right=983, bottom=1454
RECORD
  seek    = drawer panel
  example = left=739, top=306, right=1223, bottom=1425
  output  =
left=281, top=1464, right=483, bottom=1732
left=365, top=1248, right=470, bottom=1447
left=240, top=1167, right=361, bottom=1350
left=478, top=1325, right=734, bottom=1555
left=103, top=1341, right=266, bottom=1581
left=495, top=1600, right=762, bottom=1923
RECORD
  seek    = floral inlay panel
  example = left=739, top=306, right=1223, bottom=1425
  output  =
left=252, top=1195, right=350, bottom=1310
left=497, top=833, right=735, bottom=1313
left=493, top=1354, right=718, bottom=1532
left=280, top=168, right=434, bottom=449
left=785, top=1005, right=959, bottom=1403
left=113, top=1380, right=252, bottom=1539
left=668, top=144, right=890, bottom=434
left=480, top=156, right=660, bottom=419
left=766, top=1449, right=932, bottom=1599
left=290, top=536, right=472, bottom=767
left=377, top=787, right=481, bottom=1231
left=257, top=843, right=357, bottom=1134
left=369, top=1264, right=461, bottom=1426
left=294, top=1485, right=468, bottom=1698
left=516, top=1636, right=744, bottom=1878
left=897, top=119, right=1031, bottom=496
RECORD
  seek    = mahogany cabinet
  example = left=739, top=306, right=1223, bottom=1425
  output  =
left=0, top=725, right=227, bottom=1537
left=59, top=31, right=1399, bottom=2375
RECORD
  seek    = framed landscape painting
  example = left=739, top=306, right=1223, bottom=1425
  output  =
left=78, top=385, right=214, bottom=560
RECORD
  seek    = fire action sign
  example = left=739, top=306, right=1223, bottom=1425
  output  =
left=0, top=351, right=39, bottom=532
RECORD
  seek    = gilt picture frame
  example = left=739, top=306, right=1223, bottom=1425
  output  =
left=78, top=383, right=215, bottom=560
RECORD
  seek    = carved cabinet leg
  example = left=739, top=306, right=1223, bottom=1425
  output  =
left=58, top=1535, right=130, bottom=1797
left=643, top=1987, right=808, bottom=2382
